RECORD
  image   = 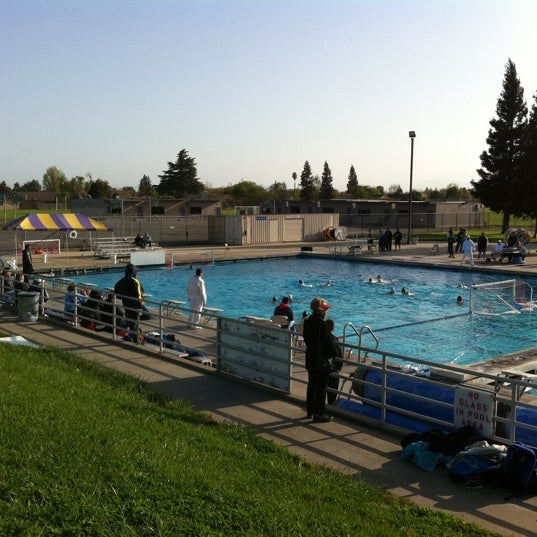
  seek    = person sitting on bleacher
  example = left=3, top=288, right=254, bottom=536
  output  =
left=134, top=234, right=146, bottom=248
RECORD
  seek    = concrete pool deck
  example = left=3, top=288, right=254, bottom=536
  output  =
left=2, top=240, right=537, bottom=536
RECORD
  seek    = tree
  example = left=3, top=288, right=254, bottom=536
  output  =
left=138, top=175, right=154, bottom=197
left=223, top=180, right=267, bottom=205
left=299, top=161, right=316, bottom=201
left=386, top=184, right=403, bottom=198
left=19, top=179, right=41, bottom=192
left=42, top=166, right=69, bottom=195
left=471, top=59, right=528, bottom=232
left=0, top=181, right=12, bottom=195
left=517, top=91, right=537, bottom=235
left=355, top=185, right=384, bottom=199
left=346, top=165, right=359, bottom=197
left=268, top=181, right=288, bottom=202
left=87, top=178, right=113, bottom=198
left=68, top=176, right=87, bottom=198
left=319, top=161, right=335, bottom=199
left=158, top=149, right=204, bottom=198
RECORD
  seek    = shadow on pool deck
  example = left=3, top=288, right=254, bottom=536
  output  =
left=2, top=241, right=537, bottom=536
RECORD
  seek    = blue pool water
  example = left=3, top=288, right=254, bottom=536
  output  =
left=70, top=258, right=537, bottom=366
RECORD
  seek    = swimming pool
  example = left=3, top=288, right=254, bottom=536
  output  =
left=70, top=258, right=537, bottom=366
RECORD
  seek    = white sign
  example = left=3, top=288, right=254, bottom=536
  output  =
left=454, top=387, right=494, bottom=436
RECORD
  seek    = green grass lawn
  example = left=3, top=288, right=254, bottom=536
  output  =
left=0, top=344, right=500, bottom=536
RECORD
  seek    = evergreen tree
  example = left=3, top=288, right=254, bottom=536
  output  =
left=299, top=161, right=316, bottom=201
left=138, top=175, right=154, bottom=197
left=319, top=161, right=335, bottom=199
left=518, top=92, right=537, bottom=220
left=471, top=59, right=528, bottom=232
left=346, top=165, right=359, bottom=196
left=157, top=149, right=204, bottom=198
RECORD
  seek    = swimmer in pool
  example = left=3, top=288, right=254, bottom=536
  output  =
left=456, top=295, right=464, bottom=305
left=387, top=287, right=396, bottom=295
left=401, top=287, right=414, bottom=296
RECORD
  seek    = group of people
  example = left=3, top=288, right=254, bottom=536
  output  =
left=64, top=284, right=129, bottom=334
left=448, top=227, right=528, bottom=266
left=0, top=268, right=48, bottom=307
left=446, top=228, right=488, bottom=267
left=387, top=287, right=414, bottom=296
left=366, top=227, right=404, bottom=253
left=134, top=233, right=152, bottom=249
left=58, top=263, right=208, bottom=341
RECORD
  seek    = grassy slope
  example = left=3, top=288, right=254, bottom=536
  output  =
left=0, top=344, right=499, bottom=537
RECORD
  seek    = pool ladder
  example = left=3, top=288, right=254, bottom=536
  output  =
left=342, top=322, right=379, bottom=363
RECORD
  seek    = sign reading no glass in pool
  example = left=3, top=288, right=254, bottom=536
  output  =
left=454, top=387, right=494, bottom=437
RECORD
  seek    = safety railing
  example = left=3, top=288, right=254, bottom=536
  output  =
left=3, top=272, right=537, bottom=447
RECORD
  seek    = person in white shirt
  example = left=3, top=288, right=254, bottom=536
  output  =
left=492, top=240, right=504, bottom=261
left=461, top=235, right=476, bottom=267
left=186, top=268, right=207, bottom=329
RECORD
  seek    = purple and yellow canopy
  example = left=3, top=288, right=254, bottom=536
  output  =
left=2, top=213, right=112, bottom=232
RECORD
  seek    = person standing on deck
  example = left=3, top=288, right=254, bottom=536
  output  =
left=477, top=232, right=488, bottom=260
left=303, top=297, right=334, bottom=423
left=447, top=227, right=455, bottom=258
left=186, top=268, right=207, bottom=329
left=22, top=244, right=34, bottom=281
left=393, top=228, right=403, bottom=251
left=461, top=235, right=476, bottom=267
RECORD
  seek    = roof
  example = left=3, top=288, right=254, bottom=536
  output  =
left=2, top=213, right=113, bottom=232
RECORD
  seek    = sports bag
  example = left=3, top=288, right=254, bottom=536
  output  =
left=503, top=441, right=537, bottom=497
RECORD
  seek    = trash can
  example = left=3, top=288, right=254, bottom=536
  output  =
left=41, top=253, right=48, bottom=263
left=17, top=291, right=40, bottom=322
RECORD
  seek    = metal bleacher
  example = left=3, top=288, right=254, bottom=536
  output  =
left=91, top=237, right=139, bottom=260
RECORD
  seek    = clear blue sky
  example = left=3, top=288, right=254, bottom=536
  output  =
left=1, top=0, right=536, bottom=193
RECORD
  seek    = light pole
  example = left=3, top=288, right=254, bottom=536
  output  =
left=407, top=131, right=416, bottom=244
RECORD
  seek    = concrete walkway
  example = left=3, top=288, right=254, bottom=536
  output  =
left=2, top=241, right=537, bottom=536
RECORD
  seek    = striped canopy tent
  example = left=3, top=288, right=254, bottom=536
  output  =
left=2, top=213, right=112, bottom=232
left=2, top=213, right=113, bottom=259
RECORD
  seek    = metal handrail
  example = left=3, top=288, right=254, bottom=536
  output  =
left=342, top=322, right=379, bottom=363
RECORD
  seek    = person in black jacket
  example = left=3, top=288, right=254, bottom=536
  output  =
left=22, top=244, right=34, bottom=281
left=114, top=264, right=151, bottom=340
left=325, top=319, right=344, bottom=405
left=302, top=297, right=334, bottom=423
